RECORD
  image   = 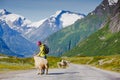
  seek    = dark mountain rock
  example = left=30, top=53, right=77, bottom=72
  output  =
left=109, top=0, right=120, bottom=33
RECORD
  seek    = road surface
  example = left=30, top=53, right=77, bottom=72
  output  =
left=0, top=64, right=120, bottom=80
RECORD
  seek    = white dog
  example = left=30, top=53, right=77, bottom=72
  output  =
left=34, top=56, right=49, bottom=75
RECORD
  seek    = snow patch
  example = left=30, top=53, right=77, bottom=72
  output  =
left=108, top=0, right=118, bottom=5
left=60, top=13, right=84, bottom=27
left=0, top=9, right=6, bottom=15
left=2, top=14, right=31, bottom=23
left=28, top=18, right=47, bottom=28
left=51, top=10, right=62, bottom=17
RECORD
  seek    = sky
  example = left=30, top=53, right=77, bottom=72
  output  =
left=0, top=0, right=102, bottom=22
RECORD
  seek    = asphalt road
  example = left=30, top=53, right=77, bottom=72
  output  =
left=0, top=64, right=120, bottom=80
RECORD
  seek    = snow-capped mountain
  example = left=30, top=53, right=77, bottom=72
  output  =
left=0, top=9, right=31, bottom=36
left=51, top=10, right=85, bottom=27
left=0, top=9, right=85, bottom=42
left=26, top=10, right=85, bottom=42
left=0, top=9, right=11, bottom=16
left=0, top=20, right=36, bottom=57
left=0, top=9, right=85, bottom=56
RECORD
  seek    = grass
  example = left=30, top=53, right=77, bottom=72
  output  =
left=64, top=56, right=92, bottom=64
left=47, top=56, right=61, bottom=68
left=63, top=21, right=120, bottom=57
left=0, top=56, right=61, bottom=72
left=0, top=54, right=120, bottom=73
left=0, top=62, right=33, bottom=70
left=0, top=57, right=34, bottom=71
left=65, top=55, right=120, bottom=73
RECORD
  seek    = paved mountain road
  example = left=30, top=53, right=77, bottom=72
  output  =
left=0, top=64, right=120, bottom=80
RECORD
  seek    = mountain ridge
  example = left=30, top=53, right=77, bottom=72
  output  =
left=26, top=10, right=85, bottom=42
left=0, top=9, right=85, bottom=42
left=63, top=0, right=120, bottom=57
left=0, top=9, right=85, bottom=57
left=44, top=0, right=119, bottom=57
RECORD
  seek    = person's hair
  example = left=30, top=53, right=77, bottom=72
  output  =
left=37, top=41, right=41, bottom=46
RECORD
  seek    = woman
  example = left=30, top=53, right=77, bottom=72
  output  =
left=37, top=41, right=47, bottom=59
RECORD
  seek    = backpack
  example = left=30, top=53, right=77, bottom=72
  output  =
left=44, top=44, right=49, bottom=54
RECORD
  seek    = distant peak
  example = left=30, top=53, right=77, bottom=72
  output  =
left=55, top=10, right=71, bottom=13
left=0, top=9, right=11, bottom=15
left=52, top=10, right=64, bottom=17
left=52, top=10, right=85, bottom=18
left=55, top=10, right=63, bottom=15
left=54, top=10, right=72, bottom=15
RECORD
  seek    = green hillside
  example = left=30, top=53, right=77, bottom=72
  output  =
left=63, top=22, right=120, bottom=56
left=45, top=14, right=106, bottom=56
left=45, top=0, right=118, bottom=57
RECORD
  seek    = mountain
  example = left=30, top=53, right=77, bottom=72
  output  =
left=0, top=9, right=31, bottom=36
left=0, top=37, right=22, bottom=57
left=26, top=10, right=85, bottom=42
left=109, top=0, right=120, bottom=33
left=0, top=19, right=14, bottom=56
left=0, top=20, right=36, bottom=57
left=63, top=0, right=120, bottom=56
left=0, top=28, right=22, bottom=57
left=0, top=9, right=85, bottom=57
left=0, top=9, right=37, bottom=57
left=44, top=0, right=119, bottom=57
left=0, top=9, right=85, bottom=42
left=0, top=37, right=15, bottom=56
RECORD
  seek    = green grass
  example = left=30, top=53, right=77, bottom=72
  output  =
left=1, top=54, right=120, bottom=73
left=63, top=21, right=120, bottom=56
left=0, top=62, right=33, bottom=70
left=94, top=55, right=120, bottom=72
left=47, top=56, right=61, bottom=68
left=0, top=57, right=34, bottom=71
left=64, top=56, right=92, bottom=64
left=0, top=56, right=61, bottom=72
left=65, top=55, right=120, bottom=73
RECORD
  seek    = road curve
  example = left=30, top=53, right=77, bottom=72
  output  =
left=0, top=64, right=120, bottom=80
